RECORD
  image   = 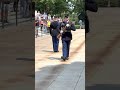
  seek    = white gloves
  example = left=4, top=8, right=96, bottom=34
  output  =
left=66, top=24, right=70, bottom=27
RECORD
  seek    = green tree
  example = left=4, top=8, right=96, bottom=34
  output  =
left=35, top=0, right=68, bottom=15
left=74, top=0, right=84, bottom=13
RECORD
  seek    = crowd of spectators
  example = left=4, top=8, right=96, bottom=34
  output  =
left=35, top=11, right=63, bottom=37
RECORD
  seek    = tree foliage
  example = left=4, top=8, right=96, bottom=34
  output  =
left=73, top=0, right=85, bottom=13
left=35, top=0, right=68, bottom=15
left=35, top=0, right=84, bottom=15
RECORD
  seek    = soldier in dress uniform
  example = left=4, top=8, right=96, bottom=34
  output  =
left=60, top=15, right=76, bottom=61
left=50, top=16, right=60, bottom=52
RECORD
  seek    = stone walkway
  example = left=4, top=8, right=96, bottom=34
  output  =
left=35, top=29, right=85, bottom=90
left=0, top=21, right=34, bottom=90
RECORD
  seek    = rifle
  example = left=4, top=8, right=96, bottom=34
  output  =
left=57, top=26, right=66, bottom=39
left=57, top=21, right=72, bottom=39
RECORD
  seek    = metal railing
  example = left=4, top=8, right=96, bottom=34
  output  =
left=0, top=0, right=34, bottom=29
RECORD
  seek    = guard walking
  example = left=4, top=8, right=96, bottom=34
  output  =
left=60, top=16, right=76, bottom=61
left=50, top=16, right=60, bottom=52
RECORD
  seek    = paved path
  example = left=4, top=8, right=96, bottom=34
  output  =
left=35, top=29, right=85, bottom=90
left=0, top=21, right=34, bottom=90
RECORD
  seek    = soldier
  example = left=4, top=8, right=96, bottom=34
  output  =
left=85, top=0, right=98, bottom=33
left=50, top=16, right=60, bottom=52
left=60, top=15, right=76, bottom=61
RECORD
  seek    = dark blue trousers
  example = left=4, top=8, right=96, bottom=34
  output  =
left=62, top=40, right=71, bottom=58
left=52, top=36, right=59, bottom=52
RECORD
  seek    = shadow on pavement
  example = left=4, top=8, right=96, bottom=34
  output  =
left=35, top=61, right=85, bottom=90
left=86, top=84, right=120, bottom=90
left=48, top=57, right=62, bottom=60
left=27, top=74, right=35, bottom=78
left=42, top=50, right=54, bottom=53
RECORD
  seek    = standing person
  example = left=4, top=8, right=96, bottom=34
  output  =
left=50, top=16, right=60, bottom=52
left=85, top=0, right=98, bottom=33
left=26, top=0, right=31, bottom=17
left=24, top=0, right=29, bottom=17
left=44, top=19, right=47, bottom=33
left=79, top=19, right=82, bottom=29
left=35, top=19, right=39, bottom=38
left=4, top=1, right=10, bottom=23
left=48, top=14, right=51, bottom=21
left=0, top=2, right=1, bottom=7
left=20, top=0, right=25, bottom=18
left=60, top=15, right=76, bottom=61
left=20, top=0, right=29, bottom=18
left=13, top=0, right=19, bottom=12
left=0, top=2, right=2, bottom=22
left=13, top=1, right=16, bottom=12
left=47, top=19, right=51, bottom=33
left=40, top=17, right=44, bottom=32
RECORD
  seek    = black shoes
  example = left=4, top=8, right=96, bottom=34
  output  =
left=61, top=56, right=69, bottom=61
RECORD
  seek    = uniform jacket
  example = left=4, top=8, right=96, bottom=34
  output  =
left=50, top=21, right=60, bottom=36
left=62, top=21, right=76, bottom=41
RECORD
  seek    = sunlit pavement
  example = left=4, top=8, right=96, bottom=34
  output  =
left=35, top=29, right=85, bottom=90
